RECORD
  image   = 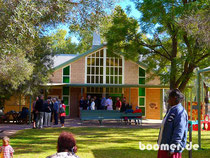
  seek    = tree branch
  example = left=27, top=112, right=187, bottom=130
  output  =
left=183, top=34, right=192, bottom=55
left=141, top=42, right=171, bottom=60
left=155, top=35, right=171, bottom=58
left=195, top=53, right=210, bottom=64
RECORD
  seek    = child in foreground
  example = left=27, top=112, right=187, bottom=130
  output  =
left=0, top=136, right=14, bottom=158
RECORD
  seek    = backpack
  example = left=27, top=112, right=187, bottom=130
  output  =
left=59, top=105, right=65, bottom=114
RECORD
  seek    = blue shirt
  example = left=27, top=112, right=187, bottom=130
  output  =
left=101, top=97, right=106, bottom=107
left=53, top=101, right=59, bottom=112
left=158, top=103, right=188, bottom=153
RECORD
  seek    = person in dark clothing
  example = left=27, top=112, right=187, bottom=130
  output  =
left=94, top=96, right=100, bottom=110
left=79, top=96, right=85, bottom=111
left=86, top=95, right=91, bottom=110
left=120, top=97, right=127, bottom=112
left=35, top=95, right=45, bottom=129
left=32, top=97, right=38, bottom=128
left=52, top=98, right=59, bottom=125
left=44, top=99, right=52, bottom=127
left=124, top=106, right=134, bottom=124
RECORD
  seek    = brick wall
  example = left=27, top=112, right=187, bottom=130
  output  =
left=50, top=68, right=62, bottom=83
left=124, top=61, right=139, bottom=84
left=70, top=57, right=85, bottom=84
left=146, top=73, right=161, bottom=85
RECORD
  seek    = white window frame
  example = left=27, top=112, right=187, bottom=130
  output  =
left=85, top=47, right=124, bottom=85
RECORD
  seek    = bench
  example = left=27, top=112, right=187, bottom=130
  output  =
left=80, top=110, right=142, bottom=125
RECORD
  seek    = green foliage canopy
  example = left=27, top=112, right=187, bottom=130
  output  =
left=106, top=1, right=210, bottom=91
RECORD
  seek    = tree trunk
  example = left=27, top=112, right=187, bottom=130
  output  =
left=178, top=67, right=195, bottom=92
left=170, top=33, right=178, bottom=90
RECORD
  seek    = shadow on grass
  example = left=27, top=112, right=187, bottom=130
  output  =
left=10, top=127, right=210, bottom=158
left=92, top=148, right=157, bottom=158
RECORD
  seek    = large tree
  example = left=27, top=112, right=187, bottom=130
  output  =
left=49, top=29, right=78, bottom=54
left=0, top=0, right=115, bottom=107
left=106, top=1, right=210, bottom=92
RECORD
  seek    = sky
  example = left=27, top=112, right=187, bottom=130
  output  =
left=46, top=0, right=141, bottom=44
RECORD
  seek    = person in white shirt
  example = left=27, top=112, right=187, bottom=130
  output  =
left=105, top=96, right=113, bottom=110
left=90, top=99, right=95, bottom=110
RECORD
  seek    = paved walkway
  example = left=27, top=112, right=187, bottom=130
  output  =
left=0, top=119, right=161, bottom=138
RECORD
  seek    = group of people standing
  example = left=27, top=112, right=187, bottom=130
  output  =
left=32, top=95, right=66, bottom=129
left=79, top=95, right=130, bottom=112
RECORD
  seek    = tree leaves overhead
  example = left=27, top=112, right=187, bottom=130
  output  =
left=0, top=0, right=116, bottom=107
left=106, top=1, right=210, bottom=91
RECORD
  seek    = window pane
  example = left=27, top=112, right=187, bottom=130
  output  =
left=96, top=58, right=99, bottom=65
left=63, top=66, right=70, bottom=75
left=100, top=59, right=103, bottom=66
left=100, top=67, right=103, bottom=75
left=115, top=68, right=118, bottom=75
left=139, top=107, right=145, bottom=116
left=87, top=67, right=90, bottom=74
left=96, top=76, right=99, bottom=83
left=110, top=68, right=114, bottom=75
left=65, top=106, right=69, bottom=116
left=100, top=76, right=103, bottom=83
left=96, top=51, right=99, bottom=57
left=96, top=67, right=99, bottom=75
left=110, top=76, right=114, bottom=84
left=87, top=76, right=90, bottom=83
left=139, top=67, right=145, bottom=77
left=119, top=88, right=122, bottom=93
left=87, top=58, right=91, bottom=65
left=106, top=67, right=109, bottom=75
left=106, top=76, right=109, bottom=84
left=139, top=98, right=145, bottom=106
left=110, top=59, right=114, bottom=66
left=63, top=87, right=69, bottom=95
left=63, top=77, right=69, bottom=83
left=119, top=68, right=122, bottom=75
left=100, top=50, right=103, bottom=57
left=115, top=76, right=118, bottom=84
left=119, top=59, right=122, bottom=66
left=92, top=67, right=95, bottom=74
left=63, top=97, right=69, bottom=105
left=139, top=78, right=145, bottom=84
left=106, top=59, right=109, bottom=66
left=119, top=76, right=122, bottom=84
left=91, top=76, right=94, bottom=83
left=91, top=58, right=95, bottom=65
left=139, top=88, right=145, bottom=96
left=115, top=59, right=118, bottom=66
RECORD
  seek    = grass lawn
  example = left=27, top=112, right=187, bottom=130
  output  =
left=9, top=127, right=210, bottom=158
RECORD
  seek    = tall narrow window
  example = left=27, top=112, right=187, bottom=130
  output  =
left=106, top=53, right=123, bottom=84
left=139, top=67, right=146, bottom=116
left=87, top=50, right=103, bottom=84
left=63, top=66, right=70, bottom=83
left=62, top=86, right=70, bottom=116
